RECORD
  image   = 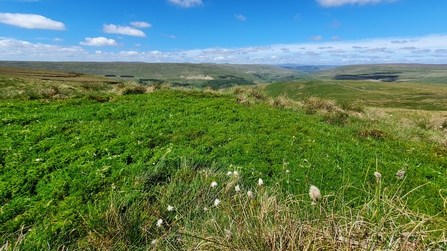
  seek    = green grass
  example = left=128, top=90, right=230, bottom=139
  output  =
left=1, top=66, right=447, bottom=249
left=1, top=88, right=447, bottom=249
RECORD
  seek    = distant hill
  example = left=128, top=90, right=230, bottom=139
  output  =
left=311, top=64, right=447, bottom=85
left=0, top=61, right=304, bottom=87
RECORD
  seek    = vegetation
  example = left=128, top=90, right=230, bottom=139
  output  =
left=1, top=66, right=447, bottom=250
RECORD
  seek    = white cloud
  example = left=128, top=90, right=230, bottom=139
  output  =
left=167, top=0, right=203, bottom=8
left=0, top=12, right=66, bottom=30
left=235, top=14, right=247, bottom=21
left=1, top=34, right=447, bottom=64
left=103, top=24, right=146, bottom=37
left=316, top=0, right=395, bottom=7
left=309, top=36, right=323, bottom=41
left=80, top=37, right=117, bottom=46
left=130, top=21, right=152, bottom=28
left=53, top=38, right=63, bottom=42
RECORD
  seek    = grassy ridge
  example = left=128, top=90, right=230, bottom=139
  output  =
left=1, top=88, right=447, bottom=249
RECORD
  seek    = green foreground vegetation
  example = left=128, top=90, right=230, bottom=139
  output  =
left=1, top=66, right=447, bottom=250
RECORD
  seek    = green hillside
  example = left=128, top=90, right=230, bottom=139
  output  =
left=1, top=67, right=447, bottom=250
left=0, top=61, right=304, bottom=87
left=311, top=64, right=447, bottom=85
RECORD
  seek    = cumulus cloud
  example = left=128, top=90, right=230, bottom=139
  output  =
left=235, top=14, right=247, bottom=21
left=103, top=24, right=146, bottom=37
left=167, top=0, right=203, bottom=8
left=130, top=21, right=152, bottom=28
left=80, top=37, right=117, bottom=46
left=316, top=0, right=395, bottom=7
left=0, top=12, right=66, bottom=30
left=309, top=36, right=323, bottom=41
left=332, top=36, right=342, bottom=40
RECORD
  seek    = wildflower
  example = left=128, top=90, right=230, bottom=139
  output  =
left=396, top=169, right=405, bottom=179
left=235, top=185, right=241, bottom=192
left=247, top=190, right=254, bottom=199
left=374, top=172, right=382, bottom=180
left=211, top=181, right=218, bottom=188
left=35, top=158, right=43, bottom=162
left=233, top=171, right=239, bottom=177
left=309, top=185, right=321, bottom=201
left=214, top=198, right=221, bottom=207
left=167, top=205, right=174, bottom=211
left=156, top=218, right=163, bottom=227
left=227, top=171, right=233, bottom=176
left=258, top=178, right=264, bottom=186
left=203, top=207, right=208, bottom=211
left=151, top=239, right=157, bottom=245
left=285, top=169, right=290, bottom=174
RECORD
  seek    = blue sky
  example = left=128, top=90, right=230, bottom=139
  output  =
left=0, top=0, right=446, bottom=64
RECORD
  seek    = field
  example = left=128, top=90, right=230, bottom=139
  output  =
left=1, top=64, right=447, bottom=250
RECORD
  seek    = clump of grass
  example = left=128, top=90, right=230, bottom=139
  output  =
left=302, top=97, right=337, bottom=114
left=66, top=159, right=446, bottom=250
left=360, top=129, right=387, bottom=140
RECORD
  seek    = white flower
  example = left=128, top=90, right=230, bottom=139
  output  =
left=374, top=172, right=382, bottom=180
left=258, top=178, right=264, bottom=186
left=151, top=239, right=157, bottom=245
left=247, top=190, right=254, bottom=199
left=309, top=185, right=321, bottom=201
left=233, top=171, right=239, bottom=177
left=156, top=218, right=163, bottom=227
left=35, top=158, right=43, bottom=162
left=235, top=185, right=241, bottom=192
left=285, top=170, right=290, bottom=174
left=214, top=198, right=221, bottom=207
left=227, top=171, right=233, bottom=176
left=203, top=207, right=208, bottom=211
left=211, top=181, right=218, bottom=188
left=167, top=205, right=174, bottom=211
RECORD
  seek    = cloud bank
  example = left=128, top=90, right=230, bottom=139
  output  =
left=1, top=34, right=446, bottom=64
left=0, top=12, right=66, bottom=30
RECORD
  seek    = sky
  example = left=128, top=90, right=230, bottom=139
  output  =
left=0, top=0, right=446, bottom=65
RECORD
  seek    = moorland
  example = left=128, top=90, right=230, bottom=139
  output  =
left=0, top=62, right=446, bottom=250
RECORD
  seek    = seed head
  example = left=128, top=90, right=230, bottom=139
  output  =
left=396, top=169, right=405, bottom=179
left=235, top=185, right=241, bottom=192
left=167, top=205, right=174, bottom=211
left=247, top=190, right=254, bottom=199
left=309, top=185, right=321, bottom=201
left=227, top=171, right=233, bottom=176
left=233, top=171, right=239, bottom=177
left=211, top=181, right=218, bottom=188
left=258, top=178, right=264, bottom=186
left=374, top=172, right=382, bottom=180
left=214, top=198, right=221, bottom=207
left=156, top=218, right=163, bottom=227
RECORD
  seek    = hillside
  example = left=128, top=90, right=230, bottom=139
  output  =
left=1, top=66, right=447, bottom=250
left=311, top=64, right=447, bottom=85
left=0, top=61, right=304, bottom=87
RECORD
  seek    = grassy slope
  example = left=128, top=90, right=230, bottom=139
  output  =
left=1, top=89, right=446, bottom=249
left=311, top=64, right=447, bottom=85
left=1, top=65, right=447, bottom=249
left=264, top=79, right=447, bottom=110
